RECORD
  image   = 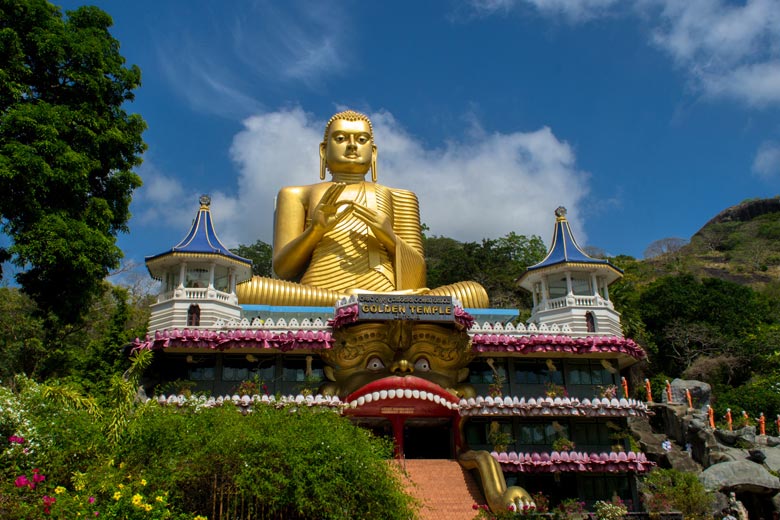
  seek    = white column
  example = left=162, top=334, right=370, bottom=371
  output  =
left=603, top=281, right=610, bottom=301
left=532, top=283, right=538, bottom=307
left=229, top=268, right=236, bottom=294
left=540, top=278, right=548, bottom=307
left=179, top=262, right=187, bottom=288
left=565, top=272, right=573, bottom=295
left=208, top=263, right=215, bottom=289
left=591, top=273, right=598, bottom=296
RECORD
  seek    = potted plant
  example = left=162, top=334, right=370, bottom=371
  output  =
left=545, top=382, right=567, bottom=398
left=551, top=436, right=575, bottom=452
left=488, top=421, right=513, bottom=452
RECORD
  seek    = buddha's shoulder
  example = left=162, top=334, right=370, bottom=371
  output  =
left=277, top=182, right=333, bottom=197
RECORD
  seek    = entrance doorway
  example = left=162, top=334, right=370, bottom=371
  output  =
left=403, top=418, right=452, bottom=459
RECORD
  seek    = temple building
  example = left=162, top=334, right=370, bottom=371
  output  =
left=134, top=197, right=652, bottom=513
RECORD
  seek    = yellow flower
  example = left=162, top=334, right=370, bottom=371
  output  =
left=132, top=493, right=143, bottom=506
left=194, top=516, right=208, bottom=520
left=140, top=478, right=147, bottom=486
left=54, top=486, right=66, bottom=495
left=119, top=462, right=125, bottom=469
left=118, top=483, right=125, bottom=490
left=113, top=491, right=122, bottom=501
left=144, top=504, right=153, bottom=512
left=155, top=496, right=164, bottom=503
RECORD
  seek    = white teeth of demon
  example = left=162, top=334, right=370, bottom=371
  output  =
left=412, top=390, right=420, bottom=399
left=364, top=393, right=373, bottom=403
left=371, top=392, right=380, bottom=401
left=379, top=390, right=388, bottom=399
left=357, top=396, right=365, bottom=406
left=388, top=389, right=397, bottom=398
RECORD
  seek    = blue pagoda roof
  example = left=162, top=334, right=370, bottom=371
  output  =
left=145, top=195, right=252, bottom=268
left=525, top=206, right=622, bottom=276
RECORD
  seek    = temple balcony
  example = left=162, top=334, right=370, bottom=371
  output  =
left=535, top=294, right=615, bottom=312
left=156, top=287, right=235, bottom=304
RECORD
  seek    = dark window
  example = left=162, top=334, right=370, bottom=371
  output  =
left=187, top=304, right=200, bottom=326
left=586, top=311, right=595, bottom=333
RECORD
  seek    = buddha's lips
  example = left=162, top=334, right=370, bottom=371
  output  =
left=345, top=375, right=460, bottom=408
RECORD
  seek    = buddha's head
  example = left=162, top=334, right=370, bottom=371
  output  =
left=320, top=110, right=377, bottom=181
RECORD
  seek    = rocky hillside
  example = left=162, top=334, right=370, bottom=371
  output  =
left=643, top=196, right=780, bottom=287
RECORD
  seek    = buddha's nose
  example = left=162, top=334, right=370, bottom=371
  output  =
left=391, top=359, right=414, bottom=374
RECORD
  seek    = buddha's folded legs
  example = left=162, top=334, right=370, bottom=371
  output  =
left=236, top=276, right=345, bottom=307
left=237, top=276, right=489, bottom=308
left=427, top=281, right=489, bottom=308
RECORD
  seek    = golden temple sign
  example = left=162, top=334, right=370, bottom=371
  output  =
left=357, top=295, right=455, bottom=322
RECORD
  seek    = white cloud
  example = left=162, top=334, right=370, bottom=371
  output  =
left=650, top=0, right=780, bottom=105
left=753, top=141, right=780, bottom=180
left=165, top=107, right=587, bottom=251
left=468, top=0, right=621, bottom=22
left=468, top=0, right=780, bottom=106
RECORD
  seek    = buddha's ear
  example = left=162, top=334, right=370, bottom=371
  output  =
left=319, top=141, right=327, bottom=180
left=371, top=144, right=378, bottom=182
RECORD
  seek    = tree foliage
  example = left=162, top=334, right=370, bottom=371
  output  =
left=232, top=239, right=272, bottom=277
left=424, top=231, right=546, bottom=308
left=638, top=274, right=775, bottom=377
left=0, top=0, right=146, bottom=324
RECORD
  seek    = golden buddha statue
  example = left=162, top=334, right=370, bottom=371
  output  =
left=237, top=110, right=488, bottom=308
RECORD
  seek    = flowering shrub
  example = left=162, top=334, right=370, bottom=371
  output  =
left=594, top=498, right=628, bottom=520
left=553, top=498, right=587, bottom=520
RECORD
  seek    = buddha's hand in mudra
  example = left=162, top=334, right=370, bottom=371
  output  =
left=340, top=200, right=398, bottom=250
left=310, top=183, right=350, bottom=233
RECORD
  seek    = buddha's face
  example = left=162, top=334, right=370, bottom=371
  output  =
left=324, top=119, right=374, bottom=175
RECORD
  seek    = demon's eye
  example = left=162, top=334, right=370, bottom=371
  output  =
left=366, top=356, right=385, bottom=371
left=414, top=357, right=431, bottom=372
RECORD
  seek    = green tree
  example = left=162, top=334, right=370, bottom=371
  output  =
left=424, top=232, right=546, bottom=309
left=232, top=239, right=272, bottom=277
left=0, top=0, right=146, bottom=324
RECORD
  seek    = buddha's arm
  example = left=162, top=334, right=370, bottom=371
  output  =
left=273, top=183, right=347, bottom=280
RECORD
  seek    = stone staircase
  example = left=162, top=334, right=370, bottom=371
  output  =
left=398, top=459, right=485, bottom=520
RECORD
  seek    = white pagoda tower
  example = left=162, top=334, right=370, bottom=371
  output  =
left=144, top=195, right=253, bottom=333
left=518, top=207, right=624, bottom=336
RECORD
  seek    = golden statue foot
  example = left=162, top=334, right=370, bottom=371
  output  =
left=458, top=450, right=534, bottom=513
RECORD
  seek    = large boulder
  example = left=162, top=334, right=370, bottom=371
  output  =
left=699, top=460, right=780, bottom=494
left=668, top=379, right=711, bottom=410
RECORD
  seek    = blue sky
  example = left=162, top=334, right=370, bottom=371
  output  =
left=54, top=0, right=780, bottom=279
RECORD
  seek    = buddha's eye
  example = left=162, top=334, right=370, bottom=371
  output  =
left=357, top=135, right=369, bottom=144
left=414, top=358, right=431, bottom=372
left=333, top=134, right=346, bottom=143
left=366, top=356, right=385, bottom=371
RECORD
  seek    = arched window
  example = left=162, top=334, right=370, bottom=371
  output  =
left=187, top=304, right=201, bottom=327
left=585, top=311, right=595, bottom=333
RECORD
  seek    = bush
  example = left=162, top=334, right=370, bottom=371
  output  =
left=640, top=468, right=713, bottom=520
left=1, top=378, right=418, bottom=519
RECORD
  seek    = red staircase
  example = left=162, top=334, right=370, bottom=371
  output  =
left=398, top=459, right=485, bottom=520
